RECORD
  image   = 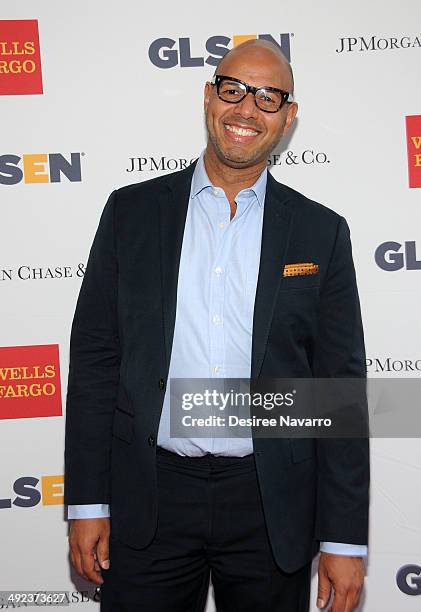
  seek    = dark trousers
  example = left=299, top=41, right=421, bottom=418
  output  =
left=100, top=447, right=311, bottom=612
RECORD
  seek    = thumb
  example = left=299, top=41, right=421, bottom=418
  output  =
left=317, top=564, right=331, bottom=609
left=96, top=534, right=110, bottom=570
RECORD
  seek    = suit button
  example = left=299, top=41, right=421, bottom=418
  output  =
left=158, top=378, right=165, bottom=390
left=148, top=435, right=155, bottom=447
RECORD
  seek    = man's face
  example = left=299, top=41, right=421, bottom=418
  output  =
left=204, top=46, right=298, bottom=169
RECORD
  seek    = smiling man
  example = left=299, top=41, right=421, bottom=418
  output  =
left=65, top=40, right=369, bottom=612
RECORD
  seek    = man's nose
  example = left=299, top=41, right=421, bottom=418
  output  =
left=233, top=92, right=259, bottom=119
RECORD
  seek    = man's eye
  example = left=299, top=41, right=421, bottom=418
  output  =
left=223, top=87, right=241, bottom=95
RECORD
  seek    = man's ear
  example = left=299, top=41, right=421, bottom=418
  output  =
left=283, top=102, right=298, bottom=137
left=204, top=81, right=212, bottom=112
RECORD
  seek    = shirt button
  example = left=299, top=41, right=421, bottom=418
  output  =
left=158, top=378, right=165, bottom=390
left=214, top=266, right=223, bottom=275
left=212, top=314, right=221, bottom=325
left=212, top=188, right=219, bottom=196
left=213, top=365, right=221, bottom=374
left=218, top=222, right=225, bottom=229
left=148, top=435, right=155, bottom=447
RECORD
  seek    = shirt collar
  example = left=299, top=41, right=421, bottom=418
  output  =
left=191, top=151, right=267, bottom=208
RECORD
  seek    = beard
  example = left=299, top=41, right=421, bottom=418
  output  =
left=205, top=113, right=282, bottom=169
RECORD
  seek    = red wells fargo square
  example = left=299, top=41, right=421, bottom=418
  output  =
left=0, top=344, right=62, bottom=419
left=406, top=115, right=421, bottom=188
left=0, top=19, right=43, bottom=95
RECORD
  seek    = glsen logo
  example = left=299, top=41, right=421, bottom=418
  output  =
left=149, top=33, right=291, bottom=68
left=336, top=34, right=421, bottom=53
left=406, top=116, right=421, bottom=188
left=0, top=153, right=83, bottom=185
left=0, top=474, right=63, bottom=509
left=375, top=241, right=421, bottom=271
left=0, top=19, right=43, bottom=95
left=0, top=344, right=62, bottom=419
left=396, top=565, right=421, bottom=596
left=366, top=358, right=421, bottom=373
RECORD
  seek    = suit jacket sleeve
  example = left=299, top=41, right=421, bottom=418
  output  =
left=312, top=216, right=370, bottom=545
left=64, top=191, right=120, bottom=505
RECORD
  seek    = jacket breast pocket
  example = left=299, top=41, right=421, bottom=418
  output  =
left=112, top=408, right=134, bottom=443
left=280, top=275, right=320, bottom=291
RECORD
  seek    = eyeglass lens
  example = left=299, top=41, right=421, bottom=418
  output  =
left=218, top=79, right=284, bottom=112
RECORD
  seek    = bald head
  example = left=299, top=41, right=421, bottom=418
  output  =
left=204, top=37, right=298, bottom=172
left=216, top=39, right=294, bottom=94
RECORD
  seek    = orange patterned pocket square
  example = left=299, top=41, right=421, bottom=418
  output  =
left=283, top=262, right=319, bottom=277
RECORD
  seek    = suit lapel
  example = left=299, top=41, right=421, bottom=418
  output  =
left=159, top=161, right=197, bottom=370
left=251, top=173, right=295, bottom=378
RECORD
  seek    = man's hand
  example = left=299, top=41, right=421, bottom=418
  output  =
left=69, top=518, right=110, bottom=585
left=317, top=552, right=365, bottom=611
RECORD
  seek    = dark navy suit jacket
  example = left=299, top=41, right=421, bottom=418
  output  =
left=64, top=162, right=369, bottom=573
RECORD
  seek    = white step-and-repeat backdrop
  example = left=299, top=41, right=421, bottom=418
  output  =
left=1, top=1, right=421, bottom=609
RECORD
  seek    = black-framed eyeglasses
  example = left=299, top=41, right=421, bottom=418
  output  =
left=211, top=74, right=293, bottom=113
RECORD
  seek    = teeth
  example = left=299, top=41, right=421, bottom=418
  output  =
left=225, top=124, right=258, bottom=137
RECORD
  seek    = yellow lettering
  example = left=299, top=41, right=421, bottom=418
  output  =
left=5, top=385, right=16, bottom=398
left=8, top=60, right=22, bottom=74
left=0, top=384, right=14, bottom=397
left=0, top=368, right=12, bottom=381
left=16, top=384, right=30, bottom=397
left=411, top=136, right=421, bottom=150
left=0, top=42, right=34, bottom=56
left=42, top=383, right=56, bottom=396
left=11, top=42, right=25, bottom=55
left=24, top=41, right=35, bottom=55
left=30, top=383, right=42, bottom=397
left=22, top=59, right=36, bottom=74
left=32, top=366, right=44, bottom=379
left=0, top=366, right=54, bottom=381
left=24, top=154, right=48, bottom=184
left=414, top=154, right=421, bottom=167
left=0, top=382, right=55, bottom=397
left=233, top=34, right=257, bottom=47
left=44, top=365, right=56, bottom=378
left=42, top=475, right=64, bottom=506
left=0, top=59, right=35, bottom=74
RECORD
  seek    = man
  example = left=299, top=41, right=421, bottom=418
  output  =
left=65, top=40, right=369, bottom=611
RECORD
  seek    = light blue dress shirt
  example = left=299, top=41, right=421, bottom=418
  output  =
left=67, top=153, right=367, bottom=557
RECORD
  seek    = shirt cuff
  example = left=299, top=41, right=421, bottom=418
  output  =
left=67, top=504, right=110, bottom=520
left=320, top=542, right=368, bottom=556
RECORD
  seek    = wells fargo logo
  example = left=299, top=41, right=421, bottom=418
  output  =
left=0, top=19, right=43, bottom=95
left=0, top=344, right=62, bottom=419
left=406, top=115, right=421, bottom=188
left=0, top=152, right=83, bottom=185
